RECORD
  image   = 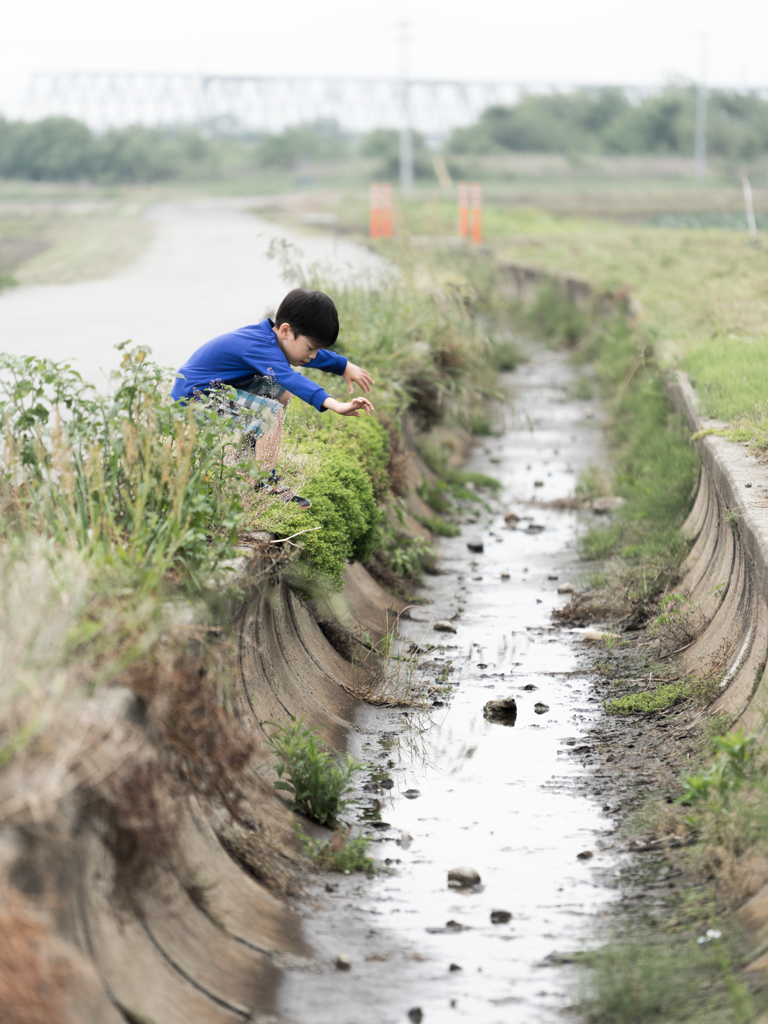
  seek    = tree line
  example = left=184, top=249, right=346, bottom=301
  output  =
left=3, top=86, right=768, bottom=183
left=446, top=86, right=768, bottom=160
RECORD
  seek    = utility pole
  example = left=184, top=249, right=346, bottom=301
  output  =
left=399, top=20, right=414, bottom=194
left=695, top=33, right=708, bottom=182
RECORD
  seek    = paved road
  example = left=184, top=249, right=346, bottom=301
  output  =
left=0, top=197, right=376, bottom=388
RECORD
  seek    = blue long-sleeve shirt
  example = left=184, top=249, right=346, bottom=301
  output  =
left=170, top=318, right=348, bottom=410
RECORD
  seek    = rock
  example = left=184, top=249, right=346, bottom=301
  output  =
left=434, top=620, right=457, bottom=633
left=534, top=480, right=544, bottom=487
left=523, top=683, right=537, bottom=691
left=577, top=850, right=593, bottom=861
left=593, top=496, right=625, bottom=514
left=467, top=539, right=484, bottom=553
left=585, top=408, right=595, bottom=419
left=501, top=571, right=510, bottom=580
left=483, top=697, right=517, bottom=724
left=325, top=882, right=338, bottom=892
left=557, top=581, right=575, bottom=594
left=408, top=1009, right=423, bottom=1024
left=398, top=832, right=413, bottom=846
left=490, top=909, right=512, bottom=924
left=534, top=703, right=550, bottom=714
left=449, top=962, right=462, bottom=971
left=526, top=523, right=545, bottom=533
left=448, top=865, right=481, bottom=887
left=380, top=778, right=394, bottom=789
left=583, top=628, right=608, bottom=643
left=335, top=953, right=352, bottom=970
left=404, top=789, right=421, bottom=799
left=504, top=511, right=520, bottom=524
left=547, top=575, right=559, bottom=581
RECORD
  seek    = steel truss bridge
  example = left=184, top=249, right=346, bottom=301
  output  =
left=26, top=72, right=660, bottom=137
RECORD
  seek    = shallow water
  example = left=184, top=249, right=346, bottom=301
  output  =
left=280, top=349, right=629, bottom=1024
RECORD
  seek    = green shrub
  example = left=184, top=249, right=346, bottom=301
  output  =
left=266, top=717, right=363, bottom=827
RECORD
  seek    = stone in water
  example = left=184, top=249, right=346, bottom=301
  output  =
left=467, top=539, right=484, bottom=553
left=434, top=620, right=457, bottom=633
left=557, top=581, right=575, bottom=594
left=483, top=697, right=517, bottom=725
left=335, top=953, right=352, bottom=970
left=490, top=909, right=512, bottom=924
left=448, top=866, right=481, bottom=887
left=592, top=496, right=625, bottom=514
left=534, top=702, right=550, bottom=714
left=504, top=511, right=520, bottom=524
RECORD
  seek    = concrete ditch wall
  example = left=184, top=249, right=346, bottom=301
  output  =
left=0, top=507, right=415, bottom=1021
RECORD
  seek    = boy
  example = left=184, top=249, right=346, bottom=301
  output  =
left=171, top=288, right=374, bottom=415
left=171, top=288, right=375, bottom=507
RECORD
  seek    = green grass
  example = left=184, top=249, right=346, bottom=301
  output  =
left=606, top=680, right=697, bottom=715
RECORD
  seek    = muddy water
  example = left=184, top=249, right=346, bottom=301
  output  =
left=281, top=350, right=628, bottom=1024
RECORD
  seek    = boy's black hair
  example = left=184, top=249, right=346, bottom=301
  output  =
left=274, top=288, right=339, bottom=347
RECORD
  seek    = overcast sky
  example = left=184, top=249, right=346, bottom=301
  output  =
left=2, top=0, right=766, bottom=114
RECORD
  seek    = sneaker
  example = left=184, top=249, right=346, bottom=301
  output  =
left=257, top=478, right=312, bottom=510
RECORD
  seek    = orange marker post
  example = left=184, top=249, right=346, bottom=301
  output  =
left=458, top=181, right=469, bottom=238
left=470, top=182, right=482, bottom=244
left=381, top=183, right=393, bottom=237
left=369, top=182, right=381, bottom=239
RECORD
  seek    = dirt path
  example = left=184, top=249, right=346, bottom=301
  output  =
left=0, top=196, right=379, bottom=387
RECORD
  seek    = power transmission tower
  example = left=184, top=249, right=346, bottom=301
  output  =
left=399, top=21, right=414, bottom=194
left=695, top=34, right=708, bottom=182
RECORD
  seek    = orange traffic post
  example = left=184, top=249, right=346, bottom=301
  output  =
left=458, top=181, right=469, bottom=238
left=369, top=182, right=381, bottom=239
left=381, top=183, right=393, bottom=237
left=470, top=182, right=482, bottom=244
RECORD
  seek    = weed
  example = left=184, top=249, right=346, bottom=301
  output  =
left=575, top=462, right=611, bottom=502
left=468, top=412, right=498, bottom=436
left=377, top=529, right=436, bottom=580
left=266, top=718, right=363, bottom=827
left=677, top=730, right=758, bottom=808
left=580, top=523, right=622, bottom=561
left=295, top=823, right=374, bottom=873
left=490, top=339, right=521, bottom=371
left=577, top=929, right=753, bottom=1024
left=414, top=514, right=460, bottom=538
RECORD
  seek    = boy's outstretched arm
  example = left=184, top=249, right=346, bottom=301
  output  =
left=343, top=361, right=375, bottom=395
left=322, top=395, right=374, bottom=417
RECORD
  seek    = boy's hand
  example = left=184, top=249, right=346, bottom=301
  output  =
left=322, top=396, right=375, bottom=417
left=343, top=361, right=375, bottom=395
